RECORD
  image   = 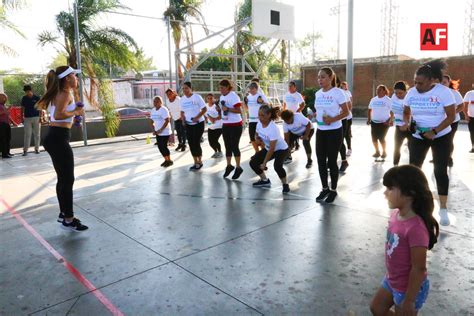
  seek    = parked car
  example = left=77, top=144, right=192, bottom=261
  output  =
left=89, top=107, right=150, bottom=121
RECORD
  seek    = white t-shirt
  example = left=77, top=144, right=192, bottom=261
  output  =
left=166, top=96, right=181, bottom=120
left=342, top=89, right=353, bottom=120
left=404, top=83, right=455, bottom=139
left=314, top=87, right=347, bottom=130
left=450, top=88, right=463, bottom=123
left=283, top=112, right=314, bottom=135
left=206, top=104, right=223, bottom=130
left=220, top=91, right=242, bottom=125
left=464, top=90, right=474, bottom=117
left=256, top=121, right=288, bottom=151
left=247, top=92, right=269, bottom=123
left=284, top=92, right=304, bottom=112
left=150, top=106, right=171, bottom=136
left=368, top=96, right=392, bottom=123
left=390, top=95, right=405, bottom=126
left=180, top=93, right=206, bottom=125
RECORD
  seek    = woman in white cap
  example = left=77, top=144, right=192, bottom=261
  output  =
left=36, top=66, right=88, bottom=232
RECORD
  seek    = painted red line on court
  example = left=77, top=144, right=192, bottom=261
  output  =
left=0, top=198, right=124, bottom=316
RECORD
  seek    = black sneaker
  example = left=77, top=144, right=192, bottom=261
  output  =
left=325, top=190, right=338, bottom=203
left=283, top=157, right=293, bottom=165
left=316, top=188, right=331, bottom=202
left=232, top=167, right=243, bottom=180
left=223, top=165, right=235, bottom=178
left=163, top=161, right=173, bottom=168
left=470, top=148, right=474, bottom=153
left=339, top=160, right=349, bottom=172
left=57, top=212, right=64, bottom=223
left=306, top=159, right=313, bottom=168
left=372, top=152, right=380, bottom=158
left=282, top=183, right=290, bottom=193
left=448, top=158, right=453, bottom=167
left=253, top=179, right=271, bottom=187
left=175, top=144, right=183, bottom=151
left=381, top=152, right=387, bottom=159
left=180, top=145, right=186, bottom=152
left=160, top=161, right=166, bottom=167
left=61, top=218, right=89, bottom=232
left=189, top=164, right=201, bottom=171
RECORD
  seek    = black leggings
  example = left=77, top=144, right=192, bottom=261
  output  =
left=185, top=122, right=205, bottom=157
left=174, top=119, right=186, bottom=145
left=316, top=127, right=343, bottom=190
left=371, top=122, right=389, bottom=144
left=345, top=118, right=352, bottom=150
left=469, top=117, right=474, bottom=147
left=43, top=127, right=74, bottom=218
left=339, top=119, right=348, bottom=160
left=393, top=126, right=411, bottom=165
left=156, top=135, right=170, bottom=157
left=208, top=128, right=222, bottom=152
left=0, top=122, right=11, bottom=157
left=449, top=121, right=458, bottom=160
left=249, top=122, right=257, bottom=142
left=222, top=125, right=242, bottom=157
left=249, top=148, right=288, bottom=179
left=289, top=129, right=314, bottom=157
left=409, top=132, right=451, bottom=196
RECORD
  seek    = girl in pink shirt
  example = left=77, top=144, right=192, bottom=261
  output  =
left=370, top=165, right=439, bottom=315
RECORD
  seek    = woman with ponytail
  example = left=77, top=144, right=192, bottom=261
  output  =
left=370, top=165, right=439, bottom=315
left=314, top=67, right=349, bottom=203
left=401, top=59, right=455, bottom=226
left=36, top=66, right=88, bottom=231
left=249, top=105, right=290, bottom=193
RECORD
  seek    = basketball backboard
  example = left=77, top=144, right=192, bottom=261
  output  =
left=252, top=0, right=295, bottom=41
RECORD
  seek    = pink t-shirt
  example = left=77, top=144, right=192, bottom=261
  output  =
left=385, top=209, right=429, bottom=292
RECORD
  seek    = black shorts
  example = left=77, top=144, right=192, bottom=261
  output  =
left=249, top=122, right=258, bottom=141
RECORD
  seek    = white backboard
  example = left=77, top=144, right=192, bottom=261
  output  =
left=252, top=0, right=295, bottom=41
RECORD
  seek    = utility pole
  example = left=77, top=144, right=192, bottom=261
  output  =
left=167, top=16, right=173, bottom=89
left=73, top=1, right=87, bottom=146
left=347, top=0, right=354, bottom=91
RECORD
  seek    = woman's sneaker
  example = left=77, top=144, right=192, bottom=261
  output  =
left=61, top=218, right=89, bottom=232
left=253, top=179, right=271, bottom=187
left=316, top=188, right=331, bottom=202
left=232, top=167, right=244, bottom=180
left=325, top=190, right=338, bottom=203
left=57, top=212, right=64, bottom=223
left=306, top=159, right=313, bottom=168
left=438, top=208, right=450, bottom=226
left=346, top=149, right=352, bottom=156
left=223, top=165, right=235, bottom=178
left=282, top=183, right=290, bottom=193
left=163, top=161, right=173, bottom=168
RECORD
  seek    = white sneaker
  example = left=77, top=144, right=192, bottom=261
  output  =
left=439, top=208, right=450, bottom=226
left=216, top=152, right=224, bottom=158
left=211, top=152, right=218, bottom=158
left=346, top=149, right=352, bottom=156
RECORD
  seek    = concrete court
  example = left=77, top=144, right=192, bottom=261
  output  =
left=0, top=120, right=473, bottom=315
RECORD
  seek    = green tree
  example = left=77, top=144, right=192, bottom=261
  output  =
left=38, top=0, right=140, bottom=137
left=198, top=47, right=232, bottom=71
left=0, top=0, right=26, bottom=55
left=38, top=0, right=138, bottom=105
left=164, top=0, right=208, bottom=79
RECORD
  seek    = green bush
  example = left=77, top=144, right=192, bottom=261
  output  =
left=302, top=87, right=318, bottom=113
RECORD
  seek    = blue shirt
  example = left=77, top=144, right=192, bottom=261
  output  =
left=21, top=95, right=40, bottom=118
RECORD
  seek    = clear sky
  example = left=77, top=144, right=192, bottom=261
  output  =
left=0, top=0, right=470, bottom=74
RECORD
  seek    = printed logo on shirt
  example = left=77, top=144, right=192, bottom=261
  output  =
left=420, top=23, right=448, bottom=51
left=408, top=96, right=441, bottom=108
left=386, top=230, right=400, bottom=258
left=371, top=100, right=387, bottom=107
left=316, top=95, right=334, bottom=106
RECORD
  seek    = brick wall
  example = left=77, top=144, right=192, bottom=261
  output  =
left=301, top=55, right=474, bottom=116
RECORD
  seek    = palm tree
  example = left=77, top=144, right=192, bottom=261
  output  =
left=164, top=0, right=208, bottom=79
left=0, top=0, right=26, bottom=55
left=38, top=0, right=138, bottom=106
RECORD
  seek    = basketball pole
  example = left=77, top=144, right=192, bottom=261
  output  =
left=288, top=40, right=291, bottom=82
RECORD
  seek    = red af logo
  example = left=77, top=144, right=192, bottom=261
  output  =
left=420, top=23, right=448, bottom=50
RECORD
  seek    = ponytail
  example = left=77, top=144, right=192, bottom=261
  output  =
left=383, top=165, right=439, bottom=250
left=36, top=66, right=69, bottom=110
left=259, top=104, right=280, bottom=121
left=415, top=59, right=446, bottom=82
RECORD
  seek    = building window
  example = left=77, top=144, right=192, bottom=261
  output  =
left=133, top=86, right=139, bottom=99
left=145, top=89, right=150, bottom=99
left=153, top=88, right=159, bottom=97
